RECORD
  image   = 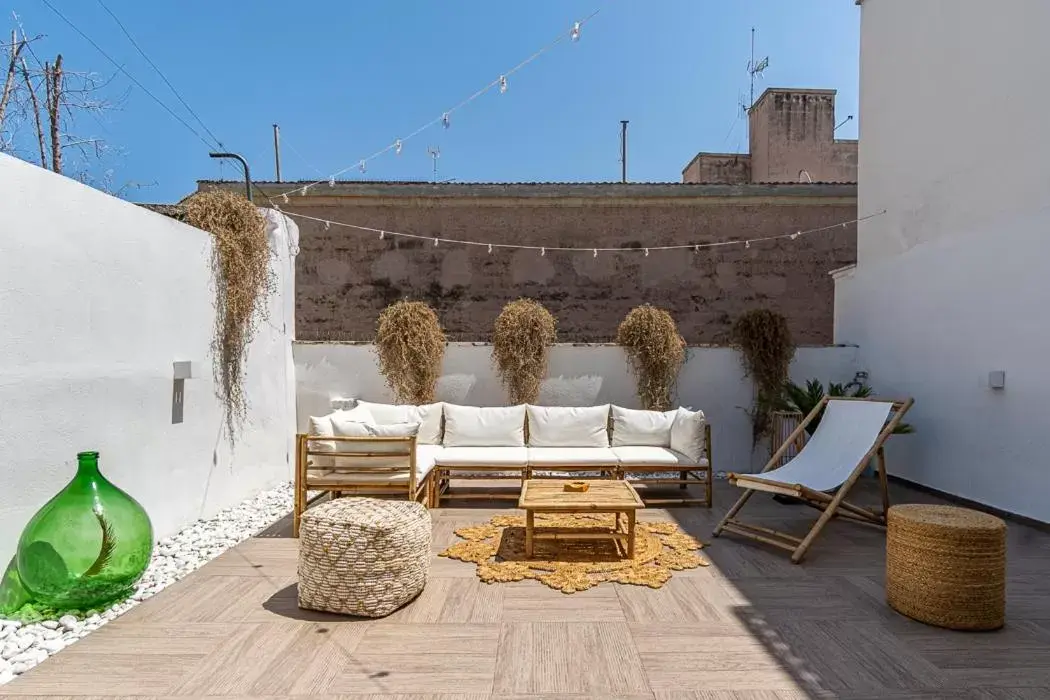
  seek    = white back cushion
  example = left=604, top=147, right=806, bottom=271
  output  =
left=354, top=400, right=443, bottom=444
left=307, top=405, right=375, bottom=466
left=611, top=405, right=675, bottom=447
left=331, top=419, right=420, bottom=458
left=670, top=407, right=706, bottom=463
left=443, top=404, right=526, bottom=447
left=526, top=405, right=610, bottom=447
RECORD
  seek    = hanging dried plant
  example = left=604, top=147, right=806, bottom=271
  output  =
left=732, top=308, right=796, bottom=447
left=184, top=190, right=274, bottom=445
left=375, top=300, right=446, bottom=404
left=492, top=298, right=557, bottom=404
left=616, top=305, right=686, bottom=411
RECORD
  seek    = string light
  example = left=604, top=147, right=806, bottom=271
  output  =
left=324, top=221, right=330, bottom=230
left=379, top=230, right=385, bottom=240
left=328, top=177, right=335, bottom=188
left=278, top=210, right=886, bottom=255
left=282, top=193, right=289, bottom=204
left=300, top=185, right=310, bottom=195
left=394, top=139, right=402, bottom=155
left=272, top=9, right=601, bottom=200
left=488, top=244, right=493, bottom=253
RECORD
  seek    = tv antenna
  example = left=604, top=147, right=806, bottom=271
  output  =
left=742, top=27, right=770, bottom=115
left=427, top=146, right=441, bottom=182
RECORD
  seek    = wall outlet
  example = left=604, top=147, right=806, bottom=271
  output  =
left=988, top=370, right=1006, bottom=390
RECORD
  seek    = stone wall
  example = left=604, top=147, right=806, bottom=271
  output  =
left=206, top=182, right=856, bottom=344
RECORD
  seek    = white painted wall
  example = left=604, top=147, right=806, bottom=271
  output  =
left=294, top=342, right=859, bottom=474
left=836, top=0, right=1050, bottom=521
left=0, top=155, right=298, bottom=565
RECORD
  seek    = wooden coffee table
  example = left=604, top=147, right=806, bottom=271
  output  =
left=518, top=479, right=646, bottom=559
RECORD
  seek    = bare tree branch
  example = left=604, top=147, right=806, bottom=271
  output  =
left=0, top=30, right=25, bottom=126
left=20, top=57, right=45, bottom=166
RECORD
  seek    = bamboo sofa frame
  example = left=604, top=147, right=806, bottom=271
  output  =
left=293, top=433, right=427, bottom=537
left=713, top=395, right=913, bottom=564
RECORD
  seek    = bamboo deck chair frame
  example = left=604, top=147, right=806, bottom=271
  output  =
left=294, top=433, right=429, bottom=537
left=713, top=395, right=914, bottom=563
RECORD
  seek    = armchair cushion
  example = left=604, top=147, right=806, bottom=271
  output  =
left=670, top=407, right=707, bottom=463
left=526, top=404, right=610, bottom=447
left=442, top=404, right=526, bottom=447
left=354, top=400, right=443, bottom=444
left=610, top=406, right=675, bottom=447
left=434, top=446, right=528, bottom=467
left=526, top=447, right=619, bottom=466
left=611, top=445, right=707, bottom=467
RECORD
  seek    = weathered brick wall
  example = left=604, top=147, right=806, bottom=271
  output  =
left=208, top=183, right=856, bottom=344
left=681, top=154, right=752, bottom=184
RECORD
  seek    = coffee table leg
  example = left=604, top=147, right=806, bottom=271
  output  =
left=627, top=510, right=636, bottom=559
left=526, top=510, right=535, bottom=558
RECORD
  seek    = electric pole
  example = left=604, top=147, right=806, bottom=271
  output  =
left=619, top=120, right=629, bottom=183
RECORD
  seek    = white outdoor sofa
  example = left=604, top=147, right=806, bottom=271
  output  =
left=294, top=401, right=711, bottom=535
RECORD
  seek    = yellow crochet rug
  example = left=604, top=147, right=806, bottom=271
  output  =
left=439, top=513, right=708, bottom=594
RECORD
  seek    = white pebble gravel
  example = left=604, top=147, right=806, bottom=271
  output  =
left=0, top=481, right=293, bottom=686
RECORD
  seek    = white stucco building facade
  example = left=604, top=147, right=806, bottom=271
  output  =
left=835, top=0, right=1050, bottom=521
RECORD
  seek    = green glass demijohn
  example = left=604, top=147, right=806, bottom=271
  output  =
left=14, top=451, right=153, bottom=610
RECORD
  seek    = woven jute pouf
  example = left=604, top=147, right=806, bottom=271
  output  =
left=886, top=504, right=1006, bottom=631
left=298, top=497, right=431, bottom=617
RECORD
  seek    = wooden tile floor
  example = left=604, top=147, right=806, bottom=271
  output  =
left=4, top=479, right=1050, bottom=699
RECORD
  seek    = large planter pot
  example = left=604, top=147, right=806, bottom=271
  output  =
left=13, top=451, right=153, bottom=611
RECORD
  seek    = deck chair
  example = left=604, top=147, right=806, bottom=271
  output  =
left=713, top=396, right=914, bottom=564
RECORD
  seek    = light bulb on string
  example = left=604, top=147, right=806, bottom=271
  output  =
left=395, top=139, right=402, bottom=155
left=790, top=231, right=800, bottom=240
left=644, top=248, right=650, bottom=257
left=694, top=245, right=700, bottom=254
left=359, top=160, right=366, bottom=174
left=324, top=221, right=330, bottom=230
left=328, top=177, right=335, bottom=188
left=499, top=75, right=507, bottom=94
left=379, top=230, right=385, bottom=240
left=442, top=112, right=450, bottom=129
left=540, top=247, right=546, bottom=257
left=281, top=193, right=289, bottom=204
left=745, top=240, right=751, bottom=249
left=593, top=248, right=598, bottom=258
left=300, top=185, right=310, bottom=195
left=487, top=244, right=493, bottom=254
left=433, top=238, right=439, bottom=247
left=570, top=21, right=581, bottom=41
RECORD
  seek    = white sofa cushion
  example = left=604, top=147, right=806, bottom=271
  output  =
left=354, top=400, right=443, bottom=444
left=526, top=447, right=619, bottom=466
left=610, top=406, right=675, bottom=447
left=309, top=444, right=441, bottom=485
left=434, top=446, right=528, bottom=466
left=526, top=405, right=610, bottom=448
left=670, top=407, right=706, bottom=463
left=612, top=445, right=708, bottom=467
left=306, top=405, right=375, bottom=467
left=442, top=404, right=526, bottom=447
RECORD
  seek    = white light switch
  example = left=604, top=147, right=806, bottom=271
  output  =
left=988, top=370, right=1006, bottom=389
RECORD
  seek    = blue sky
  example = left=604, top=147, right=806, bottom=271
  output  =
left=14, top=0, right=859, bottom=202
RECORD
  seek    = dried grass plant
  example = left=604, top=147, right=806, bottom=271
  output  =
left=184, top=190, right=273, bottom=444
left=616, top=305, right=686, bottom=411
left=732, top=308, right=796, bottom=446
left=375, top=300, right=446, bottom=404
left=492, top=298, right=557, bottom=404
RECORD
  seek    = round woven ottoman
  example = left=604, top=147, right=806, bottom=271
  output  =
left=298, top=497, right=431, bottom=618
left=886, top=504, right=1006, bottom=631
